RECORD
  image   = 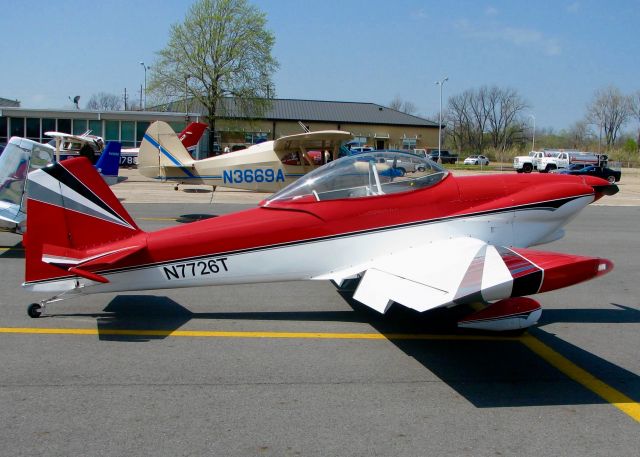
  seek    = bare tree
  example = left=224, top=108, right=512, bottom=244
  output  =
left=586, top=86, right=631, bottom=148
left=389, top=95, right=418, bottom=115
left=85, top=92, right=123, bottom=111
left=484, top=86, right=528, bottom=150
left=446, top=85, right=528, bottom=154
left=630, top=90, right=640, bottom=151
left=149, top=0, right=278, bottom=154
left=567, top=120, right=590, bottom=149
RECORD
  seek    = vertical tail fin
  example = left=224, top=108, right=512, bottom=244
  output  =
left=138, top=121, right=195, bottom=179
left=178, top=122, right=208, bottom=151
left=25, top=157, right=143, bottom=285
left=95, top=141, right=121, bottom=185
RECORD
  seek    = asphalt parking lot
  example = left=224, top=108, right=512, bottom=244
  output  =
left=0, top=171, right=638, bottom=456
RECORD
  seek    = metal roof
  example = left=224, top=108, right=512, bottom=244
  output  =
left=261, top=99, right=437, bottom=127
left=1, top=98, right=438, bottom=128
left=167, top=98, right=438, bottom=128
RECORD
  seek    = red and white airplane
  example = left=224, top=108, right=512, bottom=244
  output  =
left=22, top=150, right=617, bottom=331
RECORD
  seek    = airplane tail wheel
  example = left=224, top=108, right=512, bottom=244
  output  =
left=27, top=303, right=42, bottom=318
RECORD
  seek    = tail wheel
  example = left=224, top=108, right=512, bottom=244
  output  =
left=27, top=303, right=42, bottom=318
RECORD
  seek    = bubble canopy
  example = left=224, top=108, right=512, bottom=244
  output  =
left=264, top=150, right=448, bottom=205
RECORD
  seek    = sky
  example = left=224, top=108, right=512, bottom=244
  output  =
left=1, top=0, right=639, bottom=130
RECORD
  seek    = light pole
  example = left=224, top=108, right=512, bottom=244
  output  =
left=139, top=61, right=150, bottom=110
left=435, top=76, right=448, bottom=163
left=184, top=74, right=191, bottom=121
left=528, top=114, right=536, bottom=151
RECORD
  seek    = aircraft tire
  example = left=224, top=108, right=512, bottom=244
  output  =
left=27, top=303, right=42, bottom=318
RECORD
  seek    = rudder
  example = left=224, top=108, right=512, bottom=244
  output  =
left=138, top=121, right=195, bottom=179
left=25, top=157, right=143, bottom=285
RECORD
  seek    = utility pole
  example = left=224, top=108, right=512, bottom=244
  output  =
left=123, top=88, right=128, bottom=111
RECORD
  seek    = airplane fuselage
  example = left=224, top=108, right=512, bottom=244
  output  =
left=25, top=173, right=598, bottom=295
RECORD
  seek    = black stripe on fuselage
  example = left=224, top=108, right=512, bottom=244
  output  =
left=25, top=193, right=592, bottom=285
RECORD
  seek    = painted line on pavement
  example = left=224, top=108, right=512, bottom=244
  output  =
left=0, top=327, right=512, bottom=341
left=1, top=326, right=637, bottom=423
left=521, top=334, right=640, bottom=423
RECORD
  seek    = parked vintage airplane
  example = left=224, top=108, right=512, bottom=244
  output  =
left=137, top=121, right=352, bottom=191
left=0, top=137, right=120, bottom=234
left=120, top=121, right=208, bottom=167
left=23, top=150, right=617, bottom=330
left=45, top=130, right=104, bottom=162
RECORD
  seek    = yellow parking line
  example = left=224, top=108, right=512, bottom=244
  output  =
left=521, top=334, right=640, bottom=423
left=137, top=217, right=178, bottom=221
left=0, top=327, right=511, bottom=341
left=1, top=326, right=637, bottom=422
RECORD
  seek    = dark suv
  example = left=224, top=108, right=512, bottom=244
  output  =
left=428, top=150, right=458, bottom=164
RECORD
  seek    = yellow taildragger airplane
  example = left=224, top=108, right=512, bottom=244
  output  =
left=137, top=121, right=352, bottom=192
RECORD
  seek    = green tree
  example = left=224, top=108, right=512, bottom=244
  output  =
left=148, top=0, right=278, bottom=154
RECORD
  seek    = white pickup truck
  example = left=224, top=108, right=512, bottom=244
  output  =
left=536, top=151, right=604, bottom=173
left=514, top=150, right=606, bottom=173
left=513, top=151, right=545, bottom=173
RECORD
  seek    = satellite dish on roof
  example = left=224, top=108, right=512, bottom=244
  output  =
left=69, top=95, right=81, bottom=109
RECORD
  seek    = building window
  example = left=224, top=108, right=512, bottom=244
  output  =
left=73, top=119, right=88, bottom=136
left=9, top=117, right=24, bottom=137
left=26, top=118, right=40, bottom=141
left=89, top=120, right=102, bottom=137
left=105, top=120, right=119, bottom=142
left=121, top=121, right=135, bottom=147
left=42, top=118, right=56, bottom=139
left=57, top=119, right=71, bottom=133
left=402, top=137, right=417, bottom=149
left=169, top=122, right=186, bottom=134
left=352, top=136, right=367, bottom=146
left=244, top=132, right=268, bottom=144
left=0, top=116, right=7, bottom=143
left=136, top=121, right=150, bottom=146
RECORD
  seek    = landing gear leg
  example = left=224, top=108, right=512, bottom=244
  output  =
left=26, top=284, right=82, bottom=318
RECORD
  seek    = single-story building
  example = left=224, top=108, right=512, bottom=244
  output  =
left=0, top=98, right=441, bottom=158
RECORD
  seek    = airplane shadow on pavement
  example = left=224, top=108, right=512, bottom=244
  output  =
left=85, top=293, right=640, bottom=411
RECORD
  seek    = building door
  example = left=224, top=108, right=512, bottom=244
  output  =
left=375, top=139, right=385, bottom=150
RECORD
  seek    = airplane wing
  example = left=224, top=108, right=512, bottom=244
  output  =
left=314, top=237, right=611, bottom=314
left=273, top=130, right=353, bottom=153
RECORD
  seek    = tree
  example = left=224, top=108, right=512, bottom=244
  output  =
left=148, top=0, right=278, bottom=154
left=630, top=90, right=640, bottom=152
left=86, top=92, right=122, bottom=110
left=389, top=95, right=418, bottom=115
left=567, top=120, right=590, bottom=149
left=446, top=85, right=528, bottom=154
left=586, top=86, right=631, bottom=149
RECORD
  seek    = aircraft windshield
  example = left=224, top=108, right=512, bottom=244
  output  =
left=265, top=151, right=448, bottom=204
left=0, top=138, right=53, bottom=206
